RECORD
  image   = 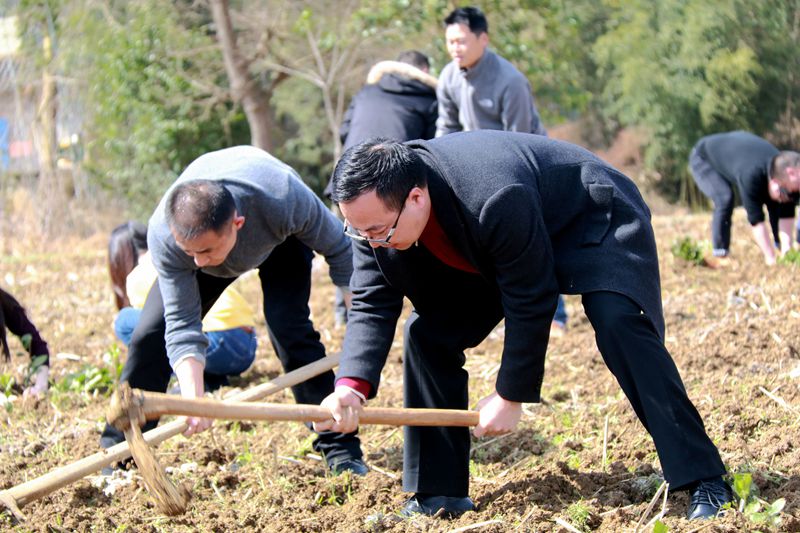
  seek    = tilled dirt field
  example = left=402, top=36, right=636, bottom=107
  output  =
left=1, top=210, right=799, bottom=532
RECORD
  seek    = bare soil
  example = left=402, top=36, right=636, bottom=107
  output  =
left=1, top=209, right=799, bottom=532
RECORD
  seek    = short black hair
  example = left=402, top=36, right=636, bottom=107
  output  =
left=771, top=150, right=800, bottom=181
left=444, top=6, right=488, bottom=34
left=396, top=50, right=430, bottom=71
left=165, top=180, right=236, bottom=240
left=331, top=139, right=428, bottom=211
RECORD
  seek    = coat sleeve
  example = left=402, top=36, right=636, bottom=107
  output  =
left=337, top=242, right=404, bottom=398
left=283, top=177, right=353, bottom=288
left=739, top=172, right=767, bottom=225
left=435, top=68, right=463, bottom=137
left=150, top=239, right=209, bottom=370
left=0, top=288, right=50, bottom=365
left=424, top=99, right=438, bottom=140
left=500, top=77, right=535, bottom=133
left=340, top=98, right=356, bottom=146
left=478, top=183, right=559, bottom=402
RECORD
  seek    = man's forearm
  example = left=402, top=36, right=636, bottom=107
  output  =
left=174, top=356, right=205, bottom=398
left=778, top=217, right=795, bottom=253
left=751, top=222, right=778, bottom=264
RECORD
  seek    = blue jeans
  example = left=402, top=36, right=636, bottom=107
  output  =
left=114, top=307, right=256, bottom=376
left=554, top=295, right=568, bottom=326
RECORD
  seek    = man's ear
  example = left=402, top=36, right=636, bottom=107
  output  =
left=408, top=186, right=427, bottom=207
left=479, top=32, right=489, bottom=48
left=233, top=213, right=245, bottom=230
left=768, top=179, right=790, bottom=203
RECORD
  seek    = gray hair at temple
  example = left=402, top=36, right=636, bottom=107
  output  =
left=770, top=150, right=800, bottom=182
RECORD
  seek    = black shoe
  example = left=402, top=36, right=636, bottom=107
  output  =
left=399, top=494, right=475, bottom=518
left=686, top=477, right=733, bottom=520
left=328, top=457, right=369, bottom=476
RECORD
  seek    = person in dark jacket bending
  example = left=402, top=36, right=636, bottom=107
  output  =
left=689, top=131, right=800, bottom=264
left=315, top=131, right=732, bottom=520
left=341, top=50, right=437, bottom=152
left=328, top=50, right=438, bottom=326
left=0, top=287, right=50, bottom=398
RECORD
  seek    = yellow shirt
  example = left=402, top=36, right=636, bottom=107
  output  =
left=126, top=253, right=256, bottom=332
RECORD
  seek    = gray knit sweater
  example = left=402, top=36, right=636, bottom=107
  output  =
left=148, top=146, right=352, bottom=369
left=436, top=49, right=546, bottom=136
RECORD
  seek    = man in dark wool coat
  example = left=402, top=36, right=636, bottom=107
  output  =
left=314, top=131, right=732, bottom=520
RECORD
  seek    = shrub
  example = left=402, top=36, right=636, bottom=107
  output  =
left=671, top=237, right=708, bottom=265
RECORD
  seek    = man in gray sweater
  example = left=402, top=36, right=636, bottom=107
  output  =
left=436, top=6, right=546, bottom=137
left=437, top=6, right=566, bottom=334
left=99, top=146, right=365, bottom=475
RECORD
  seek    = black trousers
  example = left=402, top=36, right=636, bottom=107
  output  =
left=403, top=281, right=725, bottom=496
left=100, top=238, right=361, bottom=464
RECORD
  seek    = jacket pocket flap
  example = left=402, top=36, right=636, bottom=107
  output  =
left=582, top=184, right=613, bottom=244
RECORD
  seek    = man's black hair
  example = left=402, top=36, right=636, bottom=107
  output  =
left=396, top=50, right=430, bottom=71
left=331, top=139, right=428, bottom=211
left=165, top=180, right=236, bottom=240
left=444, top=6, right=488, bottom=34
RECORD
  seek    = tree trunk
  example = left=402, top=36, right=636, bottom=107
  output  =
left=34, top=35, right=61, bottom=235
left=209, top=0, right=274, bottom=151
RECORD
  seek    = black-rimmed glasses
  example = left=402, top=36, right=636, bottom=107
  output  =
left=343, top=201, right=406, bottom=245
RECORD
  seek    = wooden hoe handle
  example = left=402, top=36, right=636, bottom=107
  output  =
left=112, top=388, right=480, bottom=428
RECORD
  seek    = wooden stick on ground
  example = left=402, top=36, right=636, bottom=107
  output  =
left=0, top=353, right=341, bottom=520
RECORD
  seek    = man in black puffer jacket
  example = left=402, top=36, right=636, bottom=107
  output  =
left=327, top=50, right=438, bottom=326
left=340, top=50, right=438, bottom=153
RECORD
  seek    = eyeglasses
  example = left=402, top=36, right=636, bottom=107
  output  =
left=343, top=201, right=406, bottom=245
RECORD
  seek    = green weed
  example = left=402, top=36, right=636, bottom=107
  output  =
left=314, top=473, right=354, bottom=506
left=0, top=372, right=15, bottom=397
left=652, top=519, right=669, bottom=532
left=566, top=452, right=582, bottom=470
left=235, top=442, right=254, bottom=466
left=671, top=237, right=708, bottom=265
left=25, top=353, right=48, bottom=386
left=778, top=249, right=800, bottom=266
left=732, top=472, right=785, bottom=529
left=565, top=501, right=592, bottom=532
left=53, top=344, right=123, bottom=396
left=296, top=434, right=316, bottom=457
left=0, top=372, right=15, bottom=412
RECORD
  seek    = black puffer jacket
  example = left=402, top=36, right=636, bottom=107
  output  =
left=341, top=73, right=437, bottom=151
left=325, top=73, right=437, bottom=199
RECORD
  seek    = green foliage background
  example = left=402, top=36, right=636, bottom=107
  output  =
left=10, top=0, right=800, bottom=215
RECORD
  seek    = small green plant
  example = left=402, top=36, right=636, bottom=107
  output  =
left=53, top=344, right=124, bottom=396
left=235, top=442, right=254, bottom=466
left=54, top=364, right=116, bottom=395
left=566, top=452, right=582, bottom=470
left=778, top=249, right=800, bottom=266
left=314, top=473, right=354, bottom=506
left=652, top=519, right=669, bottom=532
left=671, top=237, right=707, bottom=265
left=25, top=354, right=48, bottom=386
left=565, top=501, right=592, bottom=532
left=296, top=434, right=316, bottom=457
left=732, top=472, right=785, bottom=529
left=105, top=344, right=124, bottom=380
left=0, top=372, right=16, bottom=412
left=0, top=373, right=15, bottom=397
